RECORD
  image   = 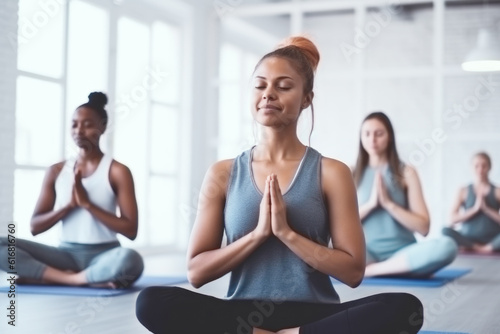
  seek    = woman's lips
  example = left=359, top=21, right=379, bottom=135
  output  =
left=259, top=104, right=281, bottom=112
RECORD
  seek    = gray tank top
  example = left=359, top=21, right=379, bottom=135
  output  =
left=357, top=165, right=416, bottom=260
left=224, top=146, right=340, bottom=304
left=460, top=184, right=500, bottom=243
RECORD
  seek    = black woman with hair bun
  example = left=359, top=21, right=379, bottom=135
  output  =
left=0, top=92, right=144, bottom=289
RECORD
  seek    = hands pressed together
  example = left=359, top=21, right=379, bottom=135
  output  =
left=70, top=170, right=91, bottom=210
left=255, top=174, right=293, bottom=241
left=473, top=183, right=490, bottom=213
left=367, top=171, right=394, bottom=211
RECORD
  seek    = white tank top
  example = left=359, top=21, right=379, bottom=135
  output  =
left=55, top=155, right=118, bottom=244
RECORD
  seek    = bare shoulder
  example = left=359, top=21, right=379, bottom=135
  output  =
left=46, top=161, right=67, bottom=182
left=494, top=185, right=500, bottom=200
left=401, top=164, right=423, bottom=185
left=196, top=159, right=235, bottom=207
left=402, top=164, right=419, bottom=178
left=452, top=185, right=468, bottom=202
left=206, top=159, right=234, bottom=176
left=459, top=185, right=470, bottom=194
left=321, top=157, right=354, bottom=189
left=110, top=159, right=133, bottom=178
left=203, top=159, right=234, bottom=190
left=321, top=157, right=352, bottom=177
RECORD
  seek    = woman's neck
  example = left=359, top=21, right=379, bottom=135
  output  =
left=368, top=154, right=388, bottom=168
left=255, top=127, right=305, bottom=161
left=474, top=176, right=489, bottom=185
left=77, top=147, right=103, bottom=162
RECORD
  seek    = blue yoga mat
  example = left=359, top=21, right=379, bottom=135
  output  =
left=419, top=331, right=469, bottom=334
left=0, top=275, right=188, bottom=297
left=331, top=268, right=471, bottom=287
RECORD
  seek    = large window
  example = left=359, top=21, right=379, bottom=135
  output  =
left=217, top=43, right=259, bottom=160
left=14, top=0, right=188, bottom=249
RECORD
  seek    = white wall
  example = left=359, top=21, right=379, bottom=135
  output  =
left=0, top=0, right=17, bottom=233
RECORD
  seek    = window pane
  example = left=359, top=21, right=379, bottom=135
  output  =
left=65, top=0, right=109, bottom=154
left=14, top=169, right=60, bottom=246
left=220, top=44, right=242, bottom=82
left=150, top=105, right=178, bottom=174
left=114, top=16, right=150, bottom=130
left=16, top=76, right=63, bottom=166
left=17, top=0, right=65, bottom=78
left=148, top=176, right=177, bottom=245
left=218, top=45, right=258, bottom=159
left=114, top=17, right=151, bottom=245
left=151, top=21, right=181, bottom=105
left=218, top=84, right=243, bottom=159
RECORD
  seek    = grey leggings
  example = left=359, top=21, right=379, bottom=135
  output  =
left=442, top=227, right=500, bottom=251
left=0, top=237, right=144, bottom=287
left=366, top=236, right=458, bottom=277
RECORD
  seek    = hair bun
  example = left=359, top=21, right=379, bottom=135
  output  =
left=277, top=36, right=320, bottom=72
left=88, top=92, right=108, bottom=109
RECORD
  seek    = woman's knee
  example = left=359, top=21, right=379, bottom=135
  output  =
left=397, top=293, right=424, bottom=330
left=136, top=286, right=186, bottom=333
left=383, top=293, right=424, bottom=331
left=113, top=248, right=144, bottom=286
left=136, top=287, right=162, bottom=331
left=435, top=236, right=459, bottom=264
left=88, top=247, right=144, bottom=287
left=136, top=286, right=163, bottom=315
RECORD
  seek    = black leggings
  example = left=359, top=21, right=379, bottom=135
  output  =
left=135, top=287, right=423, bottom=334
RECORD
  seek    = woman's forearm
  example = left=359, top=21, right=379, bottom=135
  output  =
left=188, top=231, right=268, bottom=288
left=31, top=204, right=73, bottom=235
left=450, top=207, right=480, bottom=225
left=384, top=201, right=429, bottom=235
left=84, top=202, right=137, bottom=240
left=482, top=206, right=500, bottom=225
left=278, top=230, right=364, bottom=288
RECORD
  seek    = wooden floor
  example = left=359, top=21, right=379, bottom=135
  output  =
left=1, top=253, right=498, bottom=334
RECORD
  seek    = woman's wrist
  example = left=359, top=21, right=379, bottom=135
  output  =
left=481, top=204, right=492, bottom=215
left=273, top=226, right=296, bottom=243
left=383, top=200, right=396, bottom=212
left=275, top=227, right=296, bottom=244
left=64, top=203, right=75, bottom=212
left=249, top=228, right=270, bottom=244
left=80, top=200, right=93, bottom=211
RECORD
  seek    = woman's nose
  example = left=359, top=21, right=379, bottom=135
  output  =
left=74, top=125, right=83, bottom=135
left=262, top=87, right=276, bottom=100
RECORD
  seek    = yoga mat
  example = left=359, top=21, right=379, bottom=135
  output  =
left=0, top=275, right=188, bottom=297
left=418, top=331, right=469, bottom=334
left=331, top=268, right=471, bottom=287
left=458, top=250, right=500, bottom=257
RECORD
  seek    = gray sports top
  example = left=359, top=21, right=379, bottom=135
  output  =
left=357, top=165, right=416, bottom=260
left=224, top=146, right=340, bottom=304
left=460, top=184, right=500, bottom=243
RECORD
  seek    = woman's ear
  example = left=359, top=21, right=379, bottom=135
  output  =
left=99, top=118, right=108, bottom=134
left=301, top=91, right=314, bottom=109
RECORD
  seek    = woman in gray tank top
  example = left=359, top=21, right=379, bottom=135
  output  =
left=136, top=37, right=423, bottom=334
left=443, top=152, right=500, bottom=253
left=353, top=112, right=457, bottom=277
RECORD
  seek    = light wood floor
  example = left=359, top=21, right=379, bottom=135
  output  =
left=0, top=254, right=498, bottom=334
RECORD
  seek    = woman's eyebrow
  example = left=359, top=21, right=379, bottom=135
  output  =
left=255, top=75, right=293, bottom=80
